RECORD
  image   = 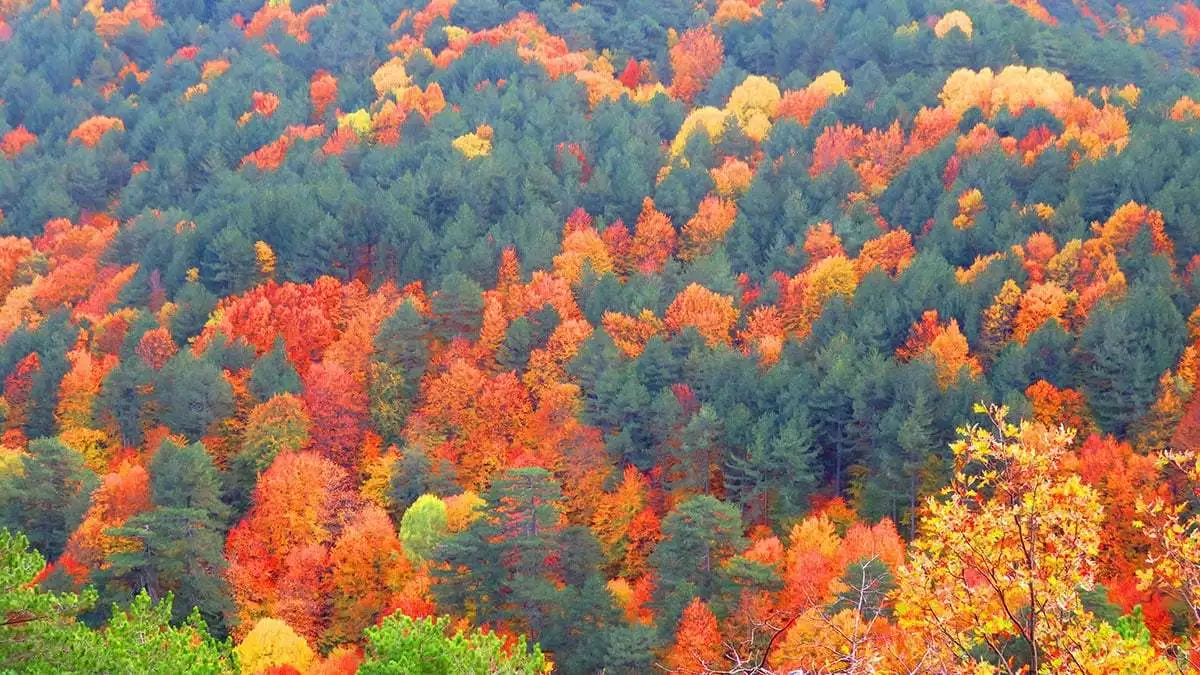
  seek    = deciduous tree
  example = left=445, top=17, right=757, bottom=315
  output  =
left=894, top=405, right=1165, bottom=671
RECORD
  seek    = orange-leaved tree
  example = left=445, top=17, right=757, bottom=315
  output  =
left=681, top=196, right=737, bottom=261
left=664, top=284, right=739, bottom=347
left=664, top=597, right=725, bottom=674
left=325, top=505, right=418, bottom=646
left=669, top=26, right=724, bottom=103
left=225, top=451, right=356, bottom=640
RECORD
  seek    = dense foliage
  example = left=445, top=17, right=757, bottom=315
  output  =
left=3, top=0, right=1200, bottom=671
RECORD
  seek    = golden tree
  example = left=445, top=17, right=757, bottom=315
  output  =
left=671, top=107, right=729, bottom=157
left=234, top=617, right=316, bottom=674
left=710, top=157, right=754, bottom=197
left=664, top=284, right=739, bottom=347
left=553, top=227, right=613, bottom=283
left=372, top=58, right=411, bottom=96
left=602, top=309, right=664, bottom=358
left=894, top=405, right=1169, bottom=672
left=452, top=129, right=492, bottom=158
left=1012, top=281, right=1070, bottom=344
left=1135, top=449, right=1200, bottom=669
left=953, top=188, right=984, bottom=230
left=726, top=75, right=781, bottom=142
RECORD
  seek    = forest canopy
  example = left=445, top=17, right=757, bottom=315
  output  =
left=3, top=0, right=1200, bottom=671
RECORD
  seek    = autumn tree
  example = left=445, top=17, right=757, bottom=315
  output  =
left=681, top=195, right=734, bottom=261
left=894, top=405, right=1167, bottom=671
left=310, top=71, right=338, bottom=120
left=227, top=394, right=312, bottom=508
left=235, top=617, right=315, bottom=674
left=857, top=229, right=914, bottom=277
left=979, top=279, right=1022, bottom=362
left=664, top=284, right=739, bottom=347
left=710, top=158, right=753, bottom=197
left=134, top=327, right=177, bottom=371
left=664, top=597, right=725, bottom=674
left=302, top=361, right=368, bottom=472
left=69, top=116, right=124, bottom=148
left=934, top=10, right=974, bottom=39
left=802, top=222, right=845, bottom=264
left=896, top=311, right=982, bottom=389
left=591, top=467, right=660, bottom=577
left=1012, top=282, right=1070, bottom=344
left=629, top=198, right=676, bottom=274
left=554, top=228, right=614, bottom=284
left=1131, top=444, right=1200, bottom=663
left=727, top=75, right=781, bottom=142
left=810, top=123, right=865, bottom=177
left=62, top=460, right=151, bottom=575
left=1072, top=434, right=1160, bottom=579
left=669, top=26, right=724, bottom=103
left=326, top=505, right=414, bottom=646
left=225, top=451, right=355, bottom=637
left=3, top=352, right=39, bottom=432
left=406, top=359, right=532, bottom=489
left=778, top=513, right=845, bottom=615
left=0, top=126, right=35, bottom=158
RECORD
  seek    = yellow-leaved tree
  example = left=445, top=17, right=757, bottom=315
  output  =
left=893, top=405, right=1171, bottom=672
left=452, top=130, right=492, bottom=158
left=234, top=617, right=315, bottom=674
left=726, top=75, right=781, bottom=142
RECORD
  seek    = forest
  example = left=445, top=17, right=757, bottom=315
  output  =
left=3, top=0, right=1200, bottom=671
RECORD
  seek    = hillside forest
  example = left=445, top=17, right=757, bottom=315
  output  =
left=5, top=0, right=1200, bottom=672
